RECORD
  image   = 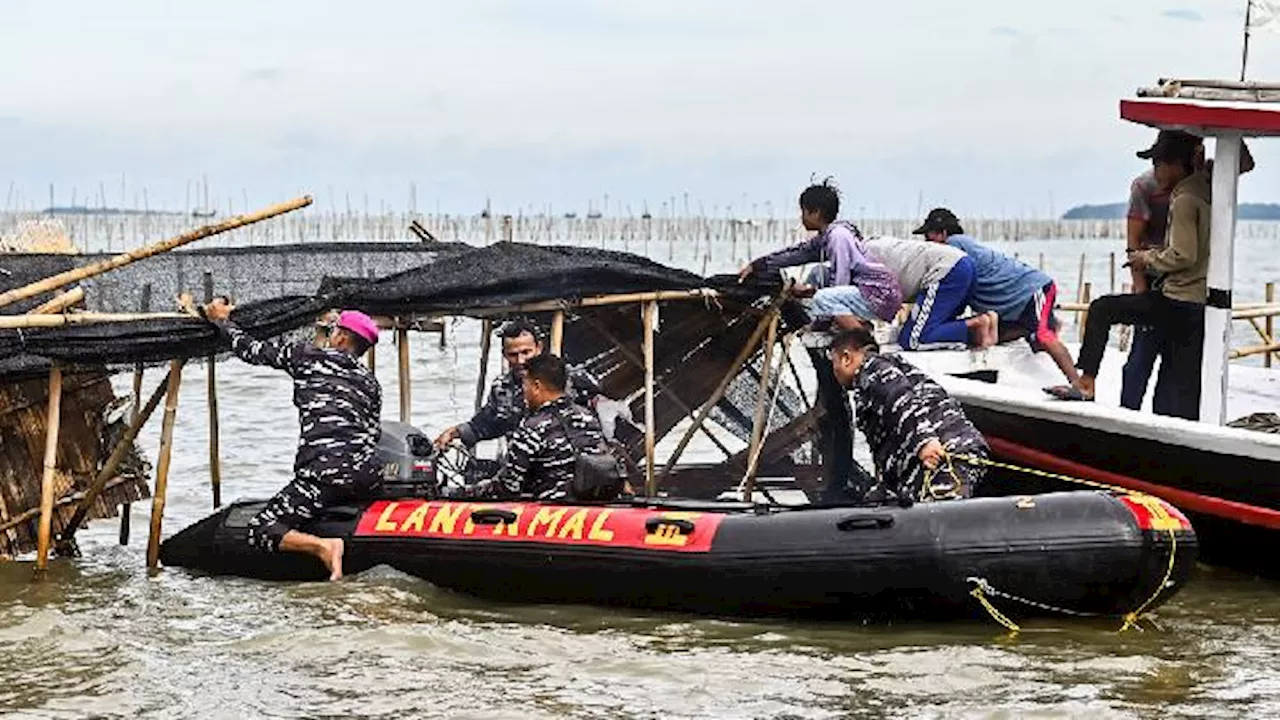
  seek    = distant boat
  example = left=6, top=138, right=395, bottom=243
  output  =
left=190, top=207, right=217, bottom=219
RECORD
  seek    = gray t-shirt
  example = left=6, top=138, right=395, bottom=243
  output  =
left=864, top=236, right=964, bottom=301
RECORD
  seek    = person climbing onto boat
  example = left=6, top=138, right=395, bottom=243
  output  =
left=451, top=353, right=622, bottom=501
left=433, top=319, right=604, bottom=449
left=1119, top=133, right=1253, bottom=410
left=203, top=299, right=382, bottom=581
left=827, top=327, right=989, bottom=502
left=916, top=207, right=1080, bottom=385
left=738, top=178, right=902, bottom=329
left=862, top=235, right=995, bottom=349
left=1046, top=129, right=1211, bottom=420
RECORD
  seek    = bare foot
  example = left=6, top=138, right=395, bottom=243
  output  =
left=319, top=537, right=345, bottom=581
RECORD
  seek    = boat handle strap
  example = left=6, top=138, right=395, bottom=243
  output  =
left=836, top=514, right=895, bottom=531
left=469, top=508, right=519, bottom=525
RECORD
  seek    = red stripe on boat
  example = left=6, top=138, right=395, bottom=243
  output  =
left=354, top=500, right=723, bottom=552
left=986, top=435, right=1280, bottom=530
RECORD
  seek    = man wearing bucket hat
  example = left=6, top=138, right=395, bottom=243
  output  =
left=204, top=299, right=383, bottom=580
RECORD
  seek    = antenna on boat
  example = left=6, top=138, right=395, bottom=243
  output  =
left=1243, top=1, right=1280, bottom=80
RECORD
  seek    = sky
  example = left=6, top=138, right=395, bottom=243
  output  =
left=2, top=0, right=1280, bottom=218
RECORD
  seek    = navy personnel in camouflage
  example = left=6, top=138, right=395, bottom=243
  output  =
left=434, top=320, right=602, bottom=449
left=455, top=353, right=613, bottom=500
left=205, top=299, right=382, bottom=581
left=828, top=328, right=988, bottom=502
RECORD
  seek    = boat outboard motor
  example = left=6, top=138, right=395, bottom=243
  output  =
left=369, top=421, right=442, bottom=499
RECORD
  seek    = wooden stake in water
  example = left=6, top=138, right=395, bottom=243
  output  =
left=35, top=366, right=63, bottom=575
left=1268, top=282, right=1275, bottom=369
left=204, top=273, right=222, bottom=509
left=1079, top=282, right=1093, bottom=341
left=397, top=323, right=411, bottom=424
left=123, top=284, right=151, bottom=544
left=741, top=314, right=780, bottom=499
left=642, top=300, right=657, bottom=496
left=147, top=359, right=185, bottom=571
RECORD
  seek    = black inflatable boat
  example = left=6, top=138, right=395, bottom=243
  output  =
left=161, top=488, right=1196, bottom=620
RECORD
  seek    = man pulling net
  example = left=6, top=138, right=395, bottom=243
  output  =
left=204, top=299, right=382, bottom=581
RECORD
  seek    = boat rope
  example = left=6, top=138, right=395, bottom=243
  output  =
left=935, top=451, right=1180, bottom=634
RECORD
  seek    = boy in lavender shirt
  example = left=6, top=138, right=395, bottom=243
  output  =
left=738, top=179, right=902, bottom=330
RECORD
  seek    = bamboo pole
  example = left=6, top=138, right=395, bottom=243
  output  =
left=1228, top=305, right=1280, bottom=321
left=1079, top=283, right=1092, bottom=340
left=1109, top=252, right=1116, bottom=293
left=0, top=196, right=312, bottom=310
left=740, top=315, right=780, bottom=498
left=660, top=297, right=786, bottom=477
left=397, top=323, right=411, bottom=424
left=146, top=360, right=185, bottom=571
left=0, top=311, right=193, bottom=329
left=550, top=310, right=565, bottom=356
left=367, top=338, right=377, bottom=376
left=475, top=319, right=493, bottom=412
left=643, top=300, right=657, bottom=496
left=30, top=286, right=85, bottom=314
left=1074, top=253, right=1086, bottom=337
left=122, top=284, right=151, bottom=545
left=60, top=371, right=172, bottom=547
left=452, top=289, right=720, bottom=318
left=1232, top=342, right=1280, bottom=359
left=34, top=367, right=63, bottom=574
left=1268, top=282, right=1275, bottom=369
left=204, top=273, right=222, bottom=509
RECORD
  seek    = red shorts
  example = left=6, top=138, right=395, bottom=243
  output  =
left=1016, top=281, right=1060, bottom=352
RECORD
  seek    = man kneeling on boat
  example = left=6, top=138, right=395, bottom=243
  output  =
left=203, top=300, right=382, bottom=581
left=434, top=319, right=608, bottom=449
left=828, top=328, right=989, bottom=502
left=450, top=353, right=624, bottom=501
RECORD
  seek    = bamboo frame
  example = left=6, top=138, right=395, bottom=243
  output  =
left=0, top=196, right=312, bottom=310
left=398, top=325, right=411, bottom=424
left=642, top=300, right=657, bottom=496
left=61, top=371, right=172, bottom=547
left=204, top=273, right=222, bottom=510
left=660, top=295, right=787, bottom=478
left=1268, top=282, right=1275, bottom=369
left=0, top=311, right=191, bottom=329
left=577, top=313, right=733, bottom=458
left=35, top=367, right=63, bottom=573
left=452, top=289, right=720, bottom=318
left=740, top=315, right=780, bottom=497
left=146, top=360, right=185, bottom=570
left=123, top=283, right=151, bottom=545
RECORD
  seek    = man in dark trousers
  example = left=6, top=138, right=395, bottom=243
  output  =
left=1047, top=129, right=1212, bottom=420
left=434, top=320, right=602, bottom=449
left=455, top=353, right=615, bottom=501
left=205, top=299, right=382, bottom=580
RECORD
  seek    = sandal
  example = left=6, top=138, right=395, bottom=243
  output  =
left=1043, top=385, right=1094, bottom=402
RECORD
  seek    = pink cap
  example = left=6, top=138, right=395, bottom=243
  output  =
left=338, top=310, right=379, bottom=345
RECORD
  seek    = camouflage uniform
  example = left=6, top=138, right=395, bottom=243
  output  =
left=216, top=321, right=383, bottom=551
left=850, top=353, right=988, bottom=503
left=457, top=364, right=602, bottom=445
left=460, top=396, right=607, bottom=500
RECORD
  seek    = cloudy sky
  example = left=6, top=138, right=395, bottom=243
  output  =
left=2, top=0, right=1278, bottom=217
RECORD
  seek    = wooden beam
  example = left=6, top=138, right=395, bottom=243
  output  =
left=34, top=366, right=63, bottom=574
left=123, top=283, right=151, bottom=545
left=0, top=311, right=191, bottom=329
left=0, top=196, right=312, bottom=310
left=642, top=300, right=657, bottom=496
left=204, top=272, right=222, bottom=510
left=146, top=360, right=185, bottom=571
left=397, top=324, right=411, bottom=424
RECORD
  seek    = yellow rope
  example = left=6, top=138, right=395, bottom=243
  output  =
left=942, top=451, right=1180, bottom=634
left=969, top=584, right=1022, bottom=634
